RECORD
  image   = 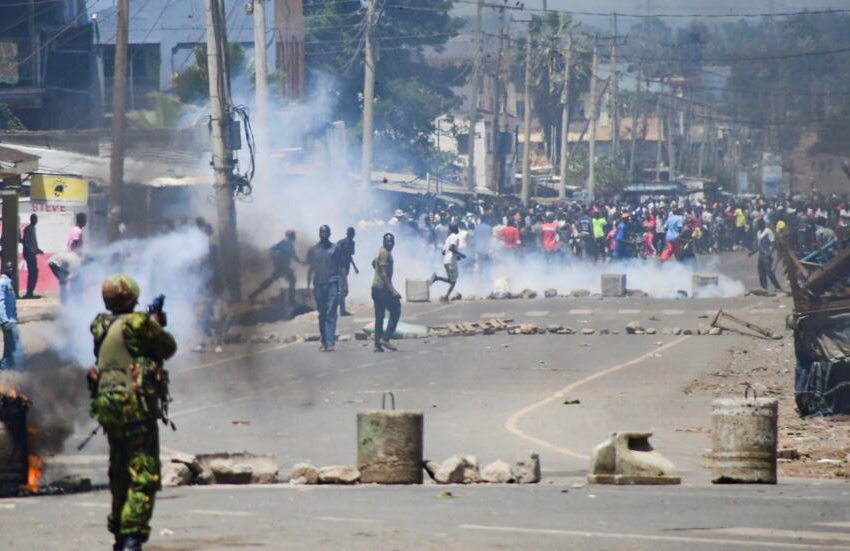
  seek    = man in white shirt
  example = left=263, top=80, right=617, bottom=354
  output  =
left=756, top=218, right=783, bottom=291
left=429, top=223, right=466, bottom=303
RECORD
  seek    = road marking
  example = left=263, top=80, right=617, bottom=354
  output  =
left=818, top=523, right=850, bottom=529
left=48, top=454, right=109, bottom=464
left=315, top=516, right=382, bottom=524
left=525, top=310, right=549, bottom=317
left=188, top=509, right=254, bottom=517
left=716, top=527, right=850, bottom=543
left=504, top=336, right=690, bottom=460
left=617, top=309, right=641, bottom=314
left=569, top=309, right=593, bottom=315
left=661, top=309, right=685, bottom=315
left=748, top=308, right=777, bottom=314
left=180, top=341, right=299, bottom=374
left=458, top=524, right=850, bottom=549
left=352, top=317, right=371, bottom=323
left=480, top=312, right=505, bottom=318
left=74, top=502, right=110, bottom=509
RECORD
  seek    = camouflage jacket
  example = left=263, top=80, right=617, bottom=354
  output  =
left=89, top=312, right=177, bottom=425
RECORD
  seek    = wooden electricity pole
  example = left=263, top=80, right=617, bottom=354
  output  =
left=360, top=0, right=376, bottom=190
left=655, top=89, right=662, bottom=181
left=205, top=0, right=241, bottom=301
left=466, top=0, right=483, bottom=193
left=490, top=6, right=506, bottom=194
left=520, top=20, right=533, bottom=207
left=629, top=62, right=641, bottom=176
left=587, top=34, right=598, bottom=202
left=609, top=13, right=619, bottom=163
left=253, top=0, right=269, bottom=143
left=558, top=33, right=572, bottom=200
left=107, top=0, right=128, bottom=243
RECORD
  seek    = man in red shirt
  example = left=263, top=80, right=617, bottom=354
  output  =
left=540, top=213, right=559, bottom=262
left=496, top=220, right=522, bottom=253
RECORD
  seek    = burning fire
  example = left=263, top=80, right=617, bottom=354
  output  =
left=23, top=454, right=43, bottom=493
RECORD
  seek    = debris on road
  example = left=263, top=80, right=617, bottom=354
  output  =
left=318, top=465, right=361, bottom=484
left=481, top=460, right=513, bottom=483
left=588, top=432, right=681, bottom=485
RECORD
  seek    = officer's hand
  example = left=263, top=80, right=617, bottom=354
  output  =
left=152, top=311, right=168, bottom=327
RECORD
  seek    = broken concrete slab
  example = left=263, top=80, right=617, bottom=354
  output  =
left=170, top=452, right=202, bottom=475
left=434, top=455, right=467, bottom=484
left=318, top=465, right=361, bottom=484
left=290, top=463, right=319, bottom=485
left=589, top=432, right=681, bottom=485
left=196, top=452, right=278, bottom=484
left=570, top=289, right=591, bottom=298
left=481, top=460, right=514, bottom=483
left=162, top=462, right=193, bottom=488
left=601, top=274, right=626, bottom=297
left=581, top=328, right=595, bottom=335
left=423, top=460, right=441, bottom=482
left=543, top=288, right=558, bottom=298
left=625, top=321, right=644, bottom=334
left=463, top=456, right=482, bottom=483
left=519, top=289, right=537, bottom=299
left=512, top=451, right=541, bottom=484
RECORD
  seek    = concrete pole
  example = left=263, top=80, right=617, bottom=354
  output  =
left=655, top=89, right=662, bottom=182
left=490, top=7, right=505, bottom=194
left=558, top=33, right=572, bottom=200
left=107, top=0, right=128, bottom=243
left=629, top=62, right=641, bottom=177
left=253, top=0, right=269, bottom=143
left=520, top=21, right=533, bottom=207
left=1, top=184, right=20, bottom=290
left=609, top=13, right=618, bottom=163
left=466, top=0, right=483, bottom=193
left=588, top=35, right=598, bottom=202
left=361, top=0, right=376, bottom=190
left=205, top=0, right=241, bottom=301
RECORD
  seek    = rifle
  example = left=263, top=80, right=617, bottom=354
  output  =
left=146, top=294, right=176, bottom=431
left=77, top=425, right=99, bottom=451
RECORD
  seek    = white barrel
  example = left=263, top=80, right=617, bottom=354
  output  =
left=711, top=398, right=777, bottom=484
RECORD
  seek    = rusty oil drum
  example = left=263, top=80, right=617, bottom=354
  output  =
left=711, top=397, right=777, bottom=484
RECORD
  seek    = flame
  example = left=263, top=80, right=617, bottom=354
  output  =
left=0, top=385, right=29, bottom=404
left=22, top=454, right=43, bottom=493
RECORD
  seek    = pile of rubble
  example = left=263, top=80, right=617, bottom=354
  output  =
left=430, top=319, right=723, bottom=338
left=162, top=452, right=278, bottom=487
left=285, top=451, right=540, bottom=485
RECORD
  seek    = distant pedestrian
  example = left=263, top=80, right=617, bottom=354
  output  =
left=306, top=225, right=347, bottom=352
left=371, top=233, right=401, bottom=352
left=21, top=213, right=44, bottom=299
left=47, top=250, right=81, bottom=303
left=337, top=227, right=359, bottom=316
left=249, top=230, right=303, bottom=306
left=0, top=262, right=22, bottom=370
left=756, top=218, right=783, bottom=291
left=430, top=223, right=466, bottom=303
left=68, top=212, right=86, bottom=253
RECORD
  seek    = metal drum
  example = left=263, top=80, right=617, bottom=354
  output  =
left=711, top=397, right=777, bottom=484
left=357, top=394, right=423, bottom=484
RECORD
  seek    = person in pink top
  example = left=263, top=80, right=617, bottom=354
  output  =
left=643, top=227, right=656, bottom=258
left=68, top=213, right=86, bottom=253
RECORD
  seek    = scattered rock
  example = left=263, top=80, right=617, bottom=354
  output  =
left=560, top=326, right=576, bottom=335
left=645, top=328, right=657, bottom=335
left=611, top=330, right=619, bottom=335
left=463, top=455, right=482, bottom=483
left=698, top=323, right=711, bottom=335
left=222, top=331, right=244, bottom=344
left=599, top=328, right=610, bottom=335
left=197, top=452, right=279, bottom=484
left=683, top=329, right=694, bottom=335
left=481, top=460, right=514, bottom=483
left=625, top=321, right=644, bottom=334
left=318, top=465, right=361, bottom=484
left=520, top=323, right=540, bottom=335
left=547, top=324, right=564, bottom=334
left=162, top=462, right=193, bottom=488
left=512, top=451, right=541, bottom=484
left=304, top=334, right=321, bottom=342
left=170, top=452, right=202, bottom=475
left=450, top=292, right=463, bottom=301
left=434, top=455, right=467, bottom=484
left=49, top=475, right=92, bottom=493
left=338, top=334, right=352, bottom=342
left=570, top=289, right=591, bottom=298
left=634, top=329, right=645, bottom=335
left=543, top=288, right=558, bottom=298
left=354, top=331, right=369, bottom=341
left=777, top=448, right=800, bottom=460
left=672, top=327, right=682, bottom=335
left=423, top=460, right=441, bottom=482
left=519, top=289, right=537, bottom=299
left=563, top=398, right=581, bottom=405
left=290, top=463, right=319, bottom=484
left=626, top=289, right=647, bottom=297
left=709, top=327, right=722, bottom=335
left=747, top=288, right=769, bottom=296
left=581, top=328, right=595, bottom=335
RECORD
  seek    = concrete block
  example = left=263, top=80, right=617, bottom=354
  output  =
left=196, top=452, right=278, bottom=484
left=711, top=398, right=777, bottom=484
left=318, top=465, right=361, bottom=484
left=405, top=278, right=430, bottom=302
left=692, top=273, right=719, bottom=297
left=357, top=410, right=423, bottom=484
left=512, top=451, right=541, bottom=484
left=588, top=432, right=681, bottom=485
left=434, top=455, right=467, bottom=484
left=290, top=463, right=319, bottom=484
left=162, top=462, right=193, bottom=487
left=601, top=274, right=626, bottom=297
left=481, top=460, right=514, bottom=483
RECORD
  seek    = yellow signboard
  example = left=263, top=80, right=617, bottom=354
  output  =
left=31, top=174, right=88, bottom=203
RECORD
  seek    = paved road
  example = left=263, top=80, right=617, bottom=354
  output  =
left=7, top=251, right=839, bottom=550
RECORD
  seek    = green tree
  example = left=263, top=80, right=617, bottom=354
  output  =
left=304, top=0, right=464, bottom=174
left=172, top=43, right=247, bottom=105
left=0, top=101, right=25, bottom=131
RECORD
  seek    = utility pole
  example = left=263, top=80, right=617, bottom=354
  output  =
left=360, top=0, right=376, bottom=190
left=252, top=0, right=269, bottom=145
left=609, top=13, right=619, bottom=164
left=520, top=20, right=533, bottom=207
left=107, top=0, right=128, bottom=243
left=666, top=76, right=676, bottom=179
left=490, top=6, right=506, bottom=194
left=205, top=0, right=241, bottom=301
left=629, top=62, right=641, bottom=177
left=466, top=0, right=483, bottom=193
left=587, top=34, right=598, bottom=202
left=655, top=90, right=662, bottom=182
left=558, top=32, right=572, bottom=200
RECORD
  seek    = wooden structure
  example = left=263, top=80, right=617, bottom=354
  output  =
left=0, top=145, right=38, bottom=290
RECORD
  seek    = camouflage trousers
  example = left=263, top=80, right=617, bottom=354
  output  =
left=92, top=393, right=161, bottom=540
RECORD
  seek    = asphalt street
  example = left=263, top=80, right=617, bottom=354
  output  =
left=4, top=251, right=848, bottom=550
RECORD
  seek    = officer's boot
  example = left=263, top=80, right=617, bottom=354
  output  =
left=121, top=533, right=143, bottom=551
left=112, top=535, right=124, bottom=551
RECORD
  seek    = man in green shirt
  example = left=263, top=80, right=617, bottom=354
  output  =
left=372, top=233, right=401, bottom=352
left=591, top=210, right=608, bottom=262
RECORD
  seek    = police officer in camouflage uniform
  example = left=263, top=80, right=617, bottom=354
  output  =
left=87, top=274, right=176, bottom=551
